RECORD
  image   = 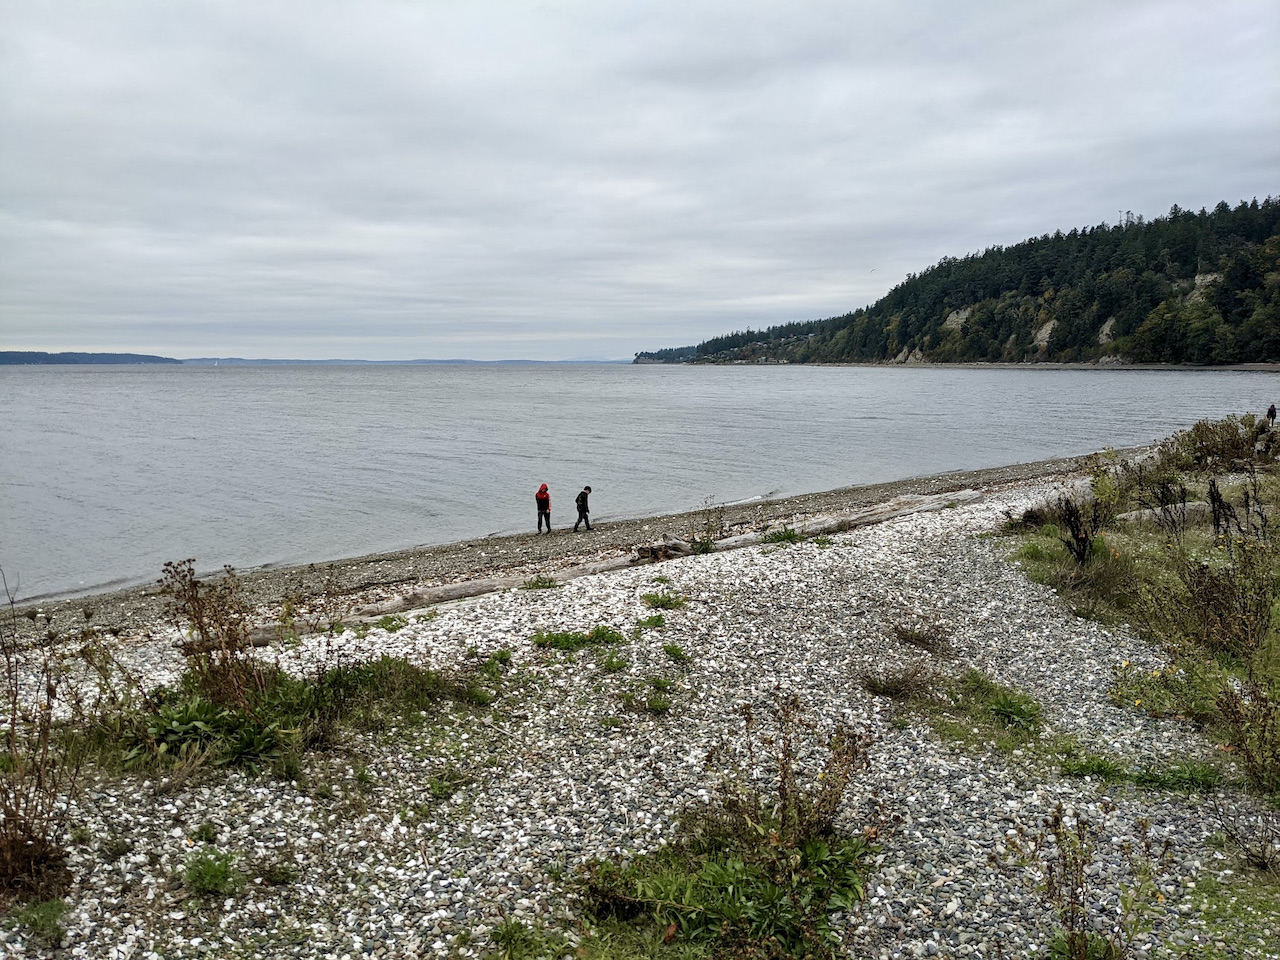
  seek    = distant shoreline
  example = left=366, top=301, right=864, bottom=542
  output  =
left=6, top=350, right=1279, bottom=371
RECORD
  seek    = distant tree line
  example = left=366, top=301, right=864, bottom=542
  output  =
left=0, top=351, right=181, bottom=365
left=633, top=198, right=1280, bottom=366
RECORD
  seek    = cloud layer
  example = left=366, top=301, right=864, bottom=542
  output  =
left=2, top=0, right=1276, bottom=359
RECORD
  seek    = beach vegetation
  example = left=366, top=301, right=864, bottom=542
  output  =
left=580, top=690, right=873, bottom=960
left=181, top=849, right=241, bottom=900
left=860, top=660, right=935, bottom=701
left=533, top=625, right=625, bottom=652
left=600, top=650, right=628, bottom=673
left=0, top=571, right=83, bottom=904
left=760, top=526, right=802, bottom=545
left=374, top=614, right=408, bottom=632
left=1007, top=801, right=1173, bottom=960
left=688, top=496, right=727, bottom=555
left=4, top=897, right=67, bottom=947
left=812, top=535, right=835, bottom=548
left=520, top=574, right=558, bottom=590
left=891, top=621, right=951, bottom=656
left=641, top=591, right=685, bottom=610
left=644, top=694, right=671, bottom=715
left=907, top=668, right=1045, bottom=754
left=1008, top=418, right=1280, bottom=796
left=662, top=643, right=690, bottom=665
left=637, top=614, right=666, bottom=629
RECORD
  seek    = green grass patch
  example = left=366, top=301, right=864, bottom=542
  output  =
left=533, top=625, right=625, bottom=652
left=520, top=574, right=558, bottom=590
left=600, top=650, right=628, bottom=673
left=662, top=643, right=690, bottom=665
left=582, top=813, right=869, bottom=959
left=1170, top=872, right=1280, bottom=959
left=636, top=614, right=666, bottom=629
left=5, top=899, right=67, bottom=947
left=645, top=695, right=671, bottom=715
left=117, top=654, right=493, bottom=772
left=1131, top=761, right=1222, bottom=792
left=641, top=591, right=685, bottom=610
left=912, top=669, right=1045, bottom=754
left=182, top=850, right=240, bottom=899
left=761, top=527, right=802, bottom=545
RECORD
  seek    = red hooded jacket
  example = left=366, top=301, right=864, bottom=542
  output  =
left=536, top=484, right=550, bottom=512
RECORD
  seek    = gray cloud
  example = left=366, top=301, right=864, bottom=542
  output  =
left=2, top=0, right=1276, bottom=360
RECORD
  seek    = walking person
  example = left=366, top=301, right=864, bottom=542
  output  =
left=535, top=483, right=551, bottom=533
left=1268, top=404, right=1276, bottom=428
left=573, top=485, right=593, bottom=532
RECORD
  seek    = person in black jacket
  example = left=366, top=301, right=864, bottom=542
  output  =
left=574, top=486, right=593, bottom=532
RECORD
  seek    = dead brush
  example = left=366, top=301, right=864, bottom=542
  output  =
left=1211, top=796, right=1280, bottom=875
left=860, top=660, right=936, bottom=701
left=1215, top=678, right=1280, bottom=795
left=711, top=687, right=874, bottom=847
left=0, top=571, right=83, bottom=903
left=892, top=621, right=952, bottom=657
left=160, top=560, right=275, bottom=713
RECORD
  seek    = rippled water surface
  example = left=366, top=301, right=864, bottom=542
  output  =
left=1, top=363, right=1274, bottom=599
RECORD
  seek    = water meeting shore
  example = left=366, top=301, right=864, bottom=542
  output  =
left=16, top=451, right=1101, bottom=638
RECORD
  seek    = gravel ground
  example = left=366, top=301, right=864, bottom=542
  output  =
left=4, top=466, right=1277, bottom=959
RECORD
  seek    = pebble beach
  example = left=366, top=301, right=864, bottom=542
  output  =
left=5, top=459, right=1277, bottom=959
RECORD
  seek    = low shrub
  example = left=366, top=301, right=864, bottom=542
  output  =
left=1131, top=762, right=1222, bottom=792
left=1, top=575, right=81, bottom=903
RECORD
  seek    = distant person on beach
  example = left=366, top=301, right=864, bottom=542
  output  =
left=574, top=486, right=593, bottom=532
left=536, top=483, right=551, bottom=533
left=1269, top=404, right=1276, bottom=427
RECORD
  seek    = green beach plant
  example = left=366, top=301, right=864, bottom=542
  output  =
left=640, top=591, right=685, bottom=610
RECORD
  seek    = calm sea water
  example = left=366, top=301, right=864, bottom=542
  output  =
left=1, top=363, right=1275, bottom=601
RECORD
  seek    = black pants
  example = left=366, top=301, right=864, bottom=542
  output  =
left=574, top=510, right=591, bottom=531
left=538, top=510, right=550, bottom=532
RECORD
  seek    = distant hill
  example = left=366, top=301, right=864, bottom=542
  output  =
left=634, top=197, right=1280, bottom=366
left=0, top=351, right=180, bottom=365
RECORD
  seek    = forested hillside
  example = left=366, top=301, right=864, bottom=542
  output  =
left=635, top=198, right=1280, bottom=365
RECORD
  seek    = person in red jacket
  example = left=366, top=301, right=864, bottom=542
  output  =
left=535, top=483, right=551, bottom=533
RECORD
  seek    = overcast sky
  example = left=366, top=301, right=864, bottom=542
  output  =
left=1, top=1, right=1276, bottom=361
